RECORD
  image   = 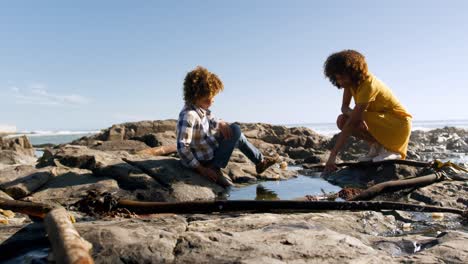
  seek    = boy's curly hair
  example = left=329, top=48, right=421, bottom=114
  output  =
left=324, top=50, right=369, bottom=88
left=183, top=66, right=224, bottom=104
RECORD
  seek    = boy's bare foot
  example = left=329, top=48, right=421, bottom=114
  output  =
left=256, top=156, right=279, bottom=174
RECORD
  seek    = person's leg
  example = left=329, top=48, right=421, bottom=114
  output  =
left=233, top=125, right=264, bottom=165
left=212, top=123, right=276, bottom=174
left=211, top=123, right=243, bottom=169
left=230, top=124, right=279, bottom=174
left=336, top=114, right=377, bottom=144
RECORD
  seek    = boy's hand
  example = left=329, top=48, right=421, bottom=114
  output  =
left=196, top=166, right=218, bottom=182
left=218, top=122, right=232, bottom=139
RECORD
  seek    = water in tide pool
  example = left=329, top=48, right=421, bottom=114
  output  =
left=227, top=168, right=341, bottom=200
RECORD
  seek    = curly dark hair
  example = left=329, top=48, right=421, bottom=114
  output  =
left=324, top=50, right=369, bottom=88
left=183, top=66, right=224, bottom=104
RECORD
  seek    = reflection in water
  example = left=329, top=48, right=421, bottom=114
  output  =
left=255, top=185, right=279, bottom=200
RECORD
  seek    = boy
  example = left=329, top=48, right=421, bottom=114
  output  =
left=176, top=66, right=277, bottom=187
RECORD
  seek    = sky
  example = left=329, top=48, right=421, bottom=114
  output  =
left=1, top=0, right=467, bottom=131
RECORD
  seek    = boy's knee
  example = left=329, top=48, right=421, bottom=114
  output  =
left=229, top=123, right=242, bottom=140
left=336, top=114, right=347, bottom=130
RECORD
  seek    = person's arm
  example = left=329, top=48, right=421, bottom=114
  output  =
left=176, top=112, right=201, bottom=169
left=341, top=87, right=353, bottom=117
left=325, top=102, right=369, bottom=172
left=208, top=111, right=232, bottom=139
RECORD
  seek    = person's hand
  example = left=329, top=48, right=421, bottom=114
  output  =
left=218, top=122, right=232, bottom=139
left=196, top=166, right=219, bottom=182
left=324, top=154, right=338, bottom=174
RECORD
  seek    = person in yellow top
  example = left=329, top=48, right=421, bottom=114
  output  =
left=323, top=50, right=412, bottom=173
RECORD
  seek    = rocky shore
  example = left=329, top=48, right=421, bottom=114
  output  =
left=1, top=120, right=467, bottom=263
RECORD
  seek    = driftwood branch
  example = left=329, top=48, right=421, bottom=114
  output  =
left=0, top=198, right=55, bottom=218
left=45, top=208, right=94, bottom=264
left=348, top=173, right=444, bottom=201
left=116, top=199, right=466, bottom=217
left=303, top=159, right=431, bottom=171
left=0, top=170, right=53, bottom=199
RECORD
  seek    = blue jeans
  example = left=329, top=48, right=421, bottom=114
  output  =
left=211, top=124, right=263, bottom=169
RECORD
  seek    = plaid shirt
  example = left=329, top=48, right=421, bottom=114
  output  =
left=176, top=103, right=220, bottom=168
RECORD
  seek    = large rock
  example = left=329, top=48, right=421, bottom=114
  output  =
left=122, top=155, right=226, bottom=201
left=26, top=167, right=120, bottom=205
left=37, top=145, right=128, bottom=170
left=0, top=135, right=36, bottom=167
left=77, top=216, right=187, bottom=263
left=0, top=150, right=37, bottom=168
left=0, top=165, right=37, bottom=185
left=36, top=145, right=224, bottom=202
left=70, top=120, right=330, bottom=164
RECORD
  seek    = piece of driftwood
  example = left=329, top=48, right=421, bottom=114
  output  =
left=45, top=208, right=94, bottom=264
left=303, top=159, right=431, bottom=171
left=348, top=173, right=443, bottom=201
left=0, top=198, right=55, bottom=218
left=137, top=145, right=177, bottom=156
left=116, top=199, right=466, bottom=217
left=0, top=170, right=53, bottom=199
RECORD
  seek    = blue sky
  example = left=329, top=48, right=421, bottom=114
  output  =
left=1, top=0, right=467, bottom=131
